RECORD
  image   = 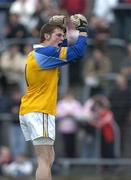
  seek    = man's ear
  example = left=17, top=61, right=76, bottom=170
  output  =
left=45, top=33, right=50, bottom=40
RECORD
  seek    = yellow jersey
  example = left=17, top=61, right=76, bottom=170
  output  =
left=19, top=36, right=87, bottom=115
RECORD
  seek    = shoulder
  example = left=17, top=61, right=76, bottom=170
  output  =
left=34, top=45, right=59, bottom=57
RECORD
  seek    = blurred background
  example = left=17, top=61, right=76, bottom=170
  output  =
left=0, top=0, right=131, bottom=179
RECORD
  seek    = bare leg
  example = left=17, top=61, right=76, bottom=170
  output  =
left=35, top=145, right=54, bottom=180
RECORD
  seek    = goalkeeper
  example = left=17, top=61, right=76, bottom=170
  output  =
left=19, top=14, right=88, bottom=180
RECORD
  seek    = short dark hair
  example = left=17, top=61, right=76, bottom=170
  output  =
left=40, top=23, right=65, bottom=42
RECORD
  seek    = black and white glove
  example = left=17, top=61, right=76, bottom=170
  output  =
left=70, top=14, right=88, bottom=33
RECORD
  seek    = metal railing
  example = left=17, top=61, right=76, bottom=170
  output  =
left=58, top=158, right=131, bottom=175
left=0, top=111, right=129, bottom=176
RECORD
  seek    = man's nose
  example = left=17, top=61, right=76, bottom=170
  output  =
left=60, top=35, right=64, bottom=39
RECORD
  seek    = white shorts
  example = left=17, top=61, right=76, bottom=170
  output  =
left=19, top=112, right=55, bottom=145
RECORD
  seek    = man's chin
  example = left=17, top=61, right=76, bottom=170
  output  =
left=58, top=42, right=63, bottom=47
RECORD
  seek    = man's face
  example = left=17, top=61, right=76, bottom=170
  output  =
left=47, top=28, right=65, bottom=47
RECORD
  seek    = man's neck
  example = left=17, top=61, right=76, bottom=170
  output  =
left=41, top=41, right=50, bottom=46
left=41, top=41, right=58, bottom=47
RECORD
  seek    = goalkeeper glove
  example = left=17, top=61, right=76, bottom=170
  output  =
left=48, top=15, right=66, bottom=27
left=70, top=14, right=88, bottom=33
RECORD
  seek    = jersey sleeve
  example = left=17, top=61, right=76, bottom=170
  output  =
left=34, top=36, right=87, bottom=69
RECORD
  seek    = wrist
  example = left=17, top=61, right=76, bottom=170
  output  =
left=79, top=32, right=88, bottom=37
left=77, top=26, right=88, bottom=34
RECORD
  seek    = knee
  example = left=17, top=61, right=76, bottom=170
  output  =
left=38, top=154, right=54, bottom=169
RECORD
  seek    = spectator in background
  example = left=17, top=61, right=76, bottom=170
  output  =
left=9, top=84, right=27, bottom=159
left=92, top=0, right=118, bottom=41
left=94, top=96, right=115, bottom=159
left=0, top=85, right=10, bottom=113
left=56, top=89, right=82, bottom=157
left=119, top=0, right=131, bottom=3
left=9, top=0, right=37, bottom=29
left=88, top=16, right=111, bottom=49
left=80, top=97, right=98, bottom=158
left=0, top=70, right=7, bottom=92
left=0, top=44, right=25, bottom=92
left=30, top=0, right=46, bottom=38
left=29, top=0, right=62, bottom=37
left=0, top=146, right=12, bottom=176
left=114, top=0, right=131, bottom=40
left=59, top=0, right=88, bottom=16
left=93, top=0, right=118, bottom=24
left=42, top=0, right=61, bottom=17
left=4, top=12, right=29, bottom=38
left=83, top=95, right=115, bottom=159
left=2, top=153, right=33, bottom=177
left=108, top=74, right=131, bottom=156
left=120, top=42, right=131, bottom=80
left=0, top=86, right=11, bottom=146
left=4, top=12, right=29, bottom=52
left=83, top=48, right=112, bottom=96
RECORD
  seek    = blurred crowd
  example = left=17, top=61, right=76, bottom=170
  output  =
left=0, top=0, right=131, bottom=91
left=0, top=0, right=131, bottom=177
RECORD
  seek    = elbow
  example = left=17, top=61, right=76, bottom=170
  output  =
left=77, top=51, right=86, bottom=59
left=77, top=46, right=87, bottom=59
